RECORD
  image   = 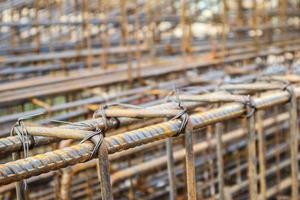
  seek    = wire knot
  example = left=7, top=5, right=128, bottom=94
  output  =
left=80, top=130, right=105, bottom=158
left=166, top=88, right=190, bottom=136
left=10, top=112, right=44, bottom=157
left=243, top=96, right=256, bottom=118
left=283, top=84, right=293, bottom=102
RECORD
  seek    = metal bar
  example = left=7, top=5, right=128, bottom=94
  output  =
left=184, top=121, right=197, bottom=200
left=216, top=122, right=225, bottom=200
left=0, top=88, right=293, bottom=155
left=0, top=100, right=200, bottom=155
left=97, top=141, right=114, bottom=200
left=12, top=152, right=27, bottom=200
left=4, top=107, right=295, bottom=199
left=1, top=42, right=299, bottom=107
left=59, top=109, right=290, bottom=188
left=166, top=138, right=177, bottom=200
left=256, top=110, right=267, bottom=200
left=55, top=117, right=295, bottom=200
left=220, top=83, right=285, bottom=91
left=98, top=108, right=184, bottom=118
left=0, top=89, right=294, bottom=185
left=246, top=102, right=258, bottom=200
left=287, top=86, right=299, bottom=200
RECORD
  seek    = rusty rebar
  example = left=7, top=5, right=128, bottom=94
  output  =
left=0, top=87, right=295, bottom=185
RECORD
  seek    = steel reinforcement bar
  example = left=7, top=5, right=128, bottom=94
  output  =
left=0, top=86, right=296, bottom=185
left=0, top=99, right=200, bottom=155
left=0, top=84, right=281, bottom=155
left=0, top=70, right=293, bottom=155
left=1, top=40, right=300, bottom=107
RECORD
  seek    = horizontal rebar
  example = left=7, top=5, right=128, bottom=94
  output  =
left=0, top=87, right=295, bottom=185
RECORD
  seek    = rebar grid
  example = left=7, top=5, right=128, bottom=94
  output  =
left=1, top=71, right=300, bottom=200
left=0, top=0, right=300, bottom=199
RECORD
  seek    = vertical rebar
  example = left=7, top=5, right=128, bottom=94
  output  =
left=97, top=141, right=114, bottom=200
left=46, top=0, right=54, bottom=52
left=273, top=106, right=281, bottom=194
left=207, top=125, right=215, bottom=197
left=256, top=110, right=267, bottom=200
left=34, top=0, right=41, bottom=53
left=134, top=6, right=142, bottom=84
left=9, top=1, right=17, bottom=49
left=216, top=122, right=225, bottom=200
left=99, top=0, right=109, bottom=69
left=221, top=0, right=228, bottom=61
left=13, top=152, right=27, bottom=200
left=236, top=0, right=245, bottom=39
left=287, top=86, right=299, bottom=200
left=128, top=159, right=135, bottom=200
left=82, top=0, right=92, bottom=69
left=279, top=0, right=287, bottom=33
left=166, top=138, right=177, bottom=200
left=85, top=171, right=94, bottom=200
left=185, top=122, right=197, bottom=200
left=146, top=1, right=155, bottom=62
left=120, top=0, right=132, bottom=85
left=180, top=0, right=188, bottom=74
left=60, top=168, right=73, bottom=200
left=246, top=103, right=258, bottom=200
left=252, top=0, right=260, bottom=53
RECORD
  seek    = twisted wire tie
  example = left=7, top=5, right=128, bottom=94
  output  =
left=10, top=112, right=45, bottom=190
left=165, top=89, right=190, bottom=136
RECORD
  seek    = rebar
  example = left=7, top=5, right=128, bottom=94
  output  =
left=0, top=1, right=300, bottom=199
